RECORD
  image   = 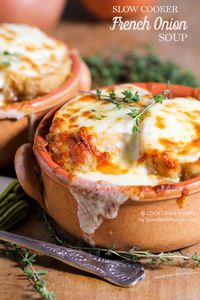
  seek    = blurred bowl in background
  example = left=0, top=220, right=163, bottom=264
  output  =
left=80, top=0, right=158, bottom=20
left=0, top=49, right=91, bottom=168
left=0, top=0, right=67, bottom=29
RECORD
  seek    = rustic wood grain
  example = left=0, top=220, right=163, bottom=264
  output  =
left=1, top=206, right=200, bottom=300
left=0, top=0, right=200, bottom=298
left=1, top=207, right=200, bottom=300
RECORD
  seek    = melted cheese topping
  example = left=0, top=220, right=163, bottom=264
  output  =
left=47, top=84, right=200, bottom=187
left=0, top=23, right=71, bottom=105
left=141, top=98, right=200, bottom=180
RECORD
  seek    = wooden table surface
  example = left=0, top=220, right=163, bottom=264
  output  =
left=1, top=0, right=200, bottom=299
left=1, top=206, right=200, bottom=300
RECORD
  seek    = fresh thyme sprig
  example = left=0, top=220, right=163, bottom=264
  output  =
left=122, top=90, right=140, bottom=103
left=42, top=210, right=200, bottom=268
left=81, top=89, right=140, bottom=109
left=127, top=89, right=170, bottom=133
left=2, top=242, right=54, bottom=300
left=81, top=88, right=171, bottom=133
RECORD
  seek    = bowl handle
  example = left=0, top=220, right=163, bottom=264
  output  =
left=15, top=143, right=46, bottom=209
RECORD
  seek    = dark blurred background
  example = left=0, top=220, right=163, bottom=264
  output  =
left=62, top=0, right=96, bottom=21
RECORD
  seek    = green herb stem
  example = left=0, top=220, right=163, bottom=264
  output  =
left=42, top=210, right=200, bottom=268
left=81, top=88, right=170, bottom=133
left=2, top=242, right=55, bottom=300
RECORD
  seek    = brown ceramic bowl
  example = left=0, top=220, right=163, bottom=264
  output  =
left=80, top=0, right=158, bottom=20
left=0, top=0, right=67, bottom=30
left=0, top=49, right=91, bottom=168
left=15, top=82, right=200, bottom=252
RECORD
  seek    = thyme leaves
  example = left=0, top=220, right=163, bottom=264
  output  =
left=81, top=88, right=171, bottom=133
left=42, top=210, right=200, bottom=268
left=122, top=90, right=140, bottom=103
left=2, top=242, right=54, bottom=300
left=127, top=89, right=171, bottom=133
left=80, top=89, right=141, bottom=109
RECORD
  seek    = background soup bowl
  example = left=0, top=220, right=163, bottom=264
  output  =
left=80, top=0, right=158, bottom=20
left=0, top=0, right=67, bottom=30
left=15, top=82, right=200, bottom=252
left=0, top=48, right=91, bottom=168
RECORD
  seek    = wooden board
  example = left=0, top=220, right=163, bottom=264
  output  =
left=1, top=0, right=200, bottom=298
left=1, top=203, right=200, bottom=300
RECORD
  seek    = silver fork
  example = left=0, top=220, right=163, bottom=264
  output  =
left=0, top=230, right=145, bottom=287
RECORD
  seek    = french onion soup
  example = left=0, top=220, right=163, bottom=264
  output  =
left=0, top=23, right=71, bottom=106
left=47, top=84, right=200, bottom=186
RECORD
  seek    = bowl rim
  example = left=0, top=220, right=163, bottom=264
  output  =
left=0, top=47, right=81, bottom=116
left=33, top=82, right=200, bottom=202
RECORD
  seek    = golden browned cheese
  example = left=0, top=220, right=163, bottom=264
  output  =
left=47, top=84, right=200, bottom=186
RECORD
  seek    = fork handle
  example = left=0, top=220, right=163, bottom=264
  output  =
left=0, top=230, right=145, bottom=287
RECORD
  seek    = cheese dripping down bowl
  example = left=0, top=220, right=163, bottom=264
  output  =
left=15, top=82, right=200, bottom=252
left=0, top=23, right=92, bottom=168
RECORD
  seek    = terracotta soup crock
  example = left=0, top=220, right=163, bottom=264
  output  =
left=0, top=0, right=67, bottom=30
left=0, top=49, right=91, bottom=168
left=15, top=82, right=200, bottom=252
left=81, top=0, right=158, bottom=20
